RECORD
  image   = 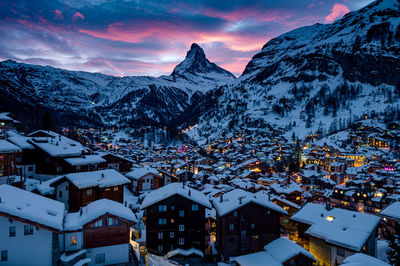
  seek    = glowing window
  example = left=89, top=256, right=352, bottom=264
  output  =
left=326, top=216, right=335, bottom=222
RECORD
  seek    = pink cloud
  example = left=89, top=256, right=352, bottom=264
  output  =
left=325, top=3, right=349, bottom=23
left=54, top=9, right=63, bottom=19
left=73, top=11, right=85, bottom=20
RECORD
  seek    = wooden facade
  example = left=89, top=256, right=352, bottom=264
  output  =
left=0, top=152, right=20, bottom=177
left=143, top=194, right=207, bottom=254
left=99, top=154, right=134, bottom=173
left=216, top=202, right=281, bottom=259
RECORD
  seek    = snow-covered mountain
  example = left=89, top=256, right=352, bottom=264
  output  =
left=186, top=0, right=400, bottom=143
left=0, top=43, right=235, bottom=130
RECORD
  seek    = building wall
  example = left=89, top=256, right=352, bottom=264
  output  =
left=86, top=243, right=129, bottom=265
left=56, top=181, right=70, bottom=211
left=0, top=215, right=54, bottom=266
left=60, top=231, right=84, bottom=253
left=309, top=236, right=331, bottom=266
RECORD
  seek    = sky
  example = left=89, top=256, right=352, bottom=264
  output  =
left=0, top=0, right=374, bottom=77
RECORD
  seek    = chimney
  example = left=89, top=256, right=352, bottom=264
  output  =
left=220, top=195, right=223, bottom=202
left=239, top=197, right=242, bottom=204
left=188, top=190, right=191, bottom=196
left=101, top=173, right=104, bottom=178
left=125, top=201, right=127, bottom=207
left=0, top=197, right=1, bottom=203
left=79, top=208, right=83, bottom=216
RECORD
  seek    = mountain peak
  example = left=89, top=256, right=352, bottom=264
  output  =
left=171, top=43, right=235, bottom=80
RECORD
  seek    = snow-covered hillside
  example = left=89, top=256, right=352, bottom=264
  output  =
left=186, top=0, right=400, bottom=142
left=0, top=43, right=235, bottom=129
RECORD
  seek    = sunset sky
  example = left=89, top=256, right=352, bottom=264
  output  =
left=0, top=0, right=373, bottom=77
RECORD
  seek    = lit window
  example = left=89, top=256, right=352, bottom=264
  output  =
left=24, top=224, right=33, bottom=235
left=179, top=224, right=184, bottom=231
left=158, top=205, right=167, bottom=212
left=170, top=219, right=175, bottom=224
left=113, top=187, right=118, bottom=191
left=71, top=235, right=77, bottom=245
left=326, top=216, right=335, bottom=222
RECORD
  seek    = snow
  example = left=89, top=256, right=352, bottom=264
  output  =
left=64, top=199, right=136, bottom=230
left=0, top=139, right=21, bottom=153
left=63, top=169, right=129, bottom=189
left=291, top=203, right=380, bottom=251
left=0, top=184, right=65, bottom=230
left=126, top=166, right=159, bottom=180
left=29, top=134, right=84, bottom=157
left=264, top=238, right=316, bottom=263
left=379, top=201, right=400, bottom=221
left=147, top=254, right=175, bottom=266
left=6, top=136, right=34, bottom=150
left=0, top=112, right=15, bottom=121
left=234, top=251, right=281, bottom=266
left=166, top=248, right=204, bottom=258
left=141, top=182, right=212, bottom=209
left=60, top=250, right=86, bottom=262
left=64, top=155, right=106, bottom=166
left=213, top=189, right=287, bottom=217
left=73, top=258, right=92, bottom=266
left=341, top=253, right=390, bottom=266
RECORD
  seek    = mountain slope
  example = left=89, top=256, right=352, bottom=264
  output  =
left=186, top=0, right=400, bottom=143
left=0, top=43, right=234, bottom=130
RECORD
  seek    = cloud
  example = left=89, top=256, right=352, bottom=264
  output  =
left=54, top=9, right=64, bottom=19
left=72, top=11, right=85, bottom=20
left=325, top=3, right=350, bottom=23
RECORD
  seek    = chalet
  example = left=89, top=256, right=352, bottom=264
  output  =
left=0, top=140, right=21, bottom=185
left=342, top=253, right=390, bottom=266
left=64, top=154, right=105, bottom=173
left=27, top=130, right=85, bottom=177
left=233, top=237, right=316, bottom=266
left=291, top=203, right=380, bottom=265
left=50, top=169, right=129, bottom=212
left=379, top=201, right=400, bottom=237
left=126, top=166, right=164, bottom=193
left=269, top=182, right=304, bottom=206
left=0, top=112, right=20, bottom=130
left=175, top=169, right=194, bottom=182
left=6, top=135, right=36, bottom=180
left=141, top=183, right=212, bottom=255
left=99, top=153, right=134, bottom=174
left=62, top=199, right=136, bottom=265
left=0, top=184, right=65, bottom=265
left=212, top=189, right=287, bottom=260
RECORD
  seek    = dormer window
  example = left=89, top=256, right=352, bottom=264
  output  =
left=326, top=216, right=335, bottom=222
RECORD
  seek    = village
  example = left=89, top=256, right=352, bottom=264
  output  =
left=0, top=111, right=399, bottom=266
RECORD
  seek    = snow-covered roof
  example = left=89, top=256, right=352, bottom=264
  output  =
left=126, top=166, right=159, bottom=180
left=29, top=133, right=84, bottom=157
left=141, top=183, right=211, bottom=209
left=269, top=182, right=303, bottom=194
left=213, top=189, right=287, bottom=217
left=64, top=169, right=129, bottom=189
left=64, top=155, right=106, bottom=166
left=379, top=201, right=400, bottom=221
left=0, top=139, right=21, bottom=153
left=291, top=203, right=380, bottom=251
left=7, top=136, right=35, bottom=150
left=0, top=184, right=65, bottom=230
left=341, top=253, right=390, bottom=266
left=167, top=248, right=203, bottom=258
left=64, top=199, right=136, bottom=230
left=0, top=112, right=15, bottom=121
left=234, top=238, right=315, bottom=266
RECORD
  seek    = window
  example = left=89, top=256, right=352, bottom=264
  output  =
left=192, top=204, right=198, bottom=211
left=66, top=185, right=69, bottom=191
left=24, top=224, right=33, bottom=235
left=1, top=251, right=7, bottom=262
left=251, top=223, right=255, bottom=229
left=158, top=232, right=163, bottom=239
left=56, top=166, right=62, bottom=173
left=9, top=226, right=16, bottom=237
left=158, top=205, right=167, bottom=212
left=337, top=247, right=345, bottom=257
left=157, top=245, right=163, bottom=252
left=233, top=211, right=238, bottom=217
left=179, top=238, right=184, bottom=245
left=94, top=219, right=103, bottom=228
left=70, top=235, right=77, bottom=245
left=179, top=210, right=184, bottom=217
left=113, top=187, right=118, bottom=191
left=108, top=218, right=120, bottom=226
left=241, top=230, right=246, bottom=237
left=86, top=189, right=93, bottom=197
left=179, top=224, right=185, bottom=231
left=170, top=219, right=175, bottom=224
left=95, top=253, right=105, bottom=264
left=170, top=232, right=174, bottom=238
left=28, top=166, right=34, bottom=171
left=229, top=224, right=234, bottom=231
left=59, top=191, right=62, bottom=198
left=158, top=218, right=167, bottom=225
left=171, top=205, right=175, bottom=210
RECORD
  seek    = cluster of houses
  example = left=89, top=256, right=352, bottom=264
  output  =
left=0, top=112, right=398, bottom=265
